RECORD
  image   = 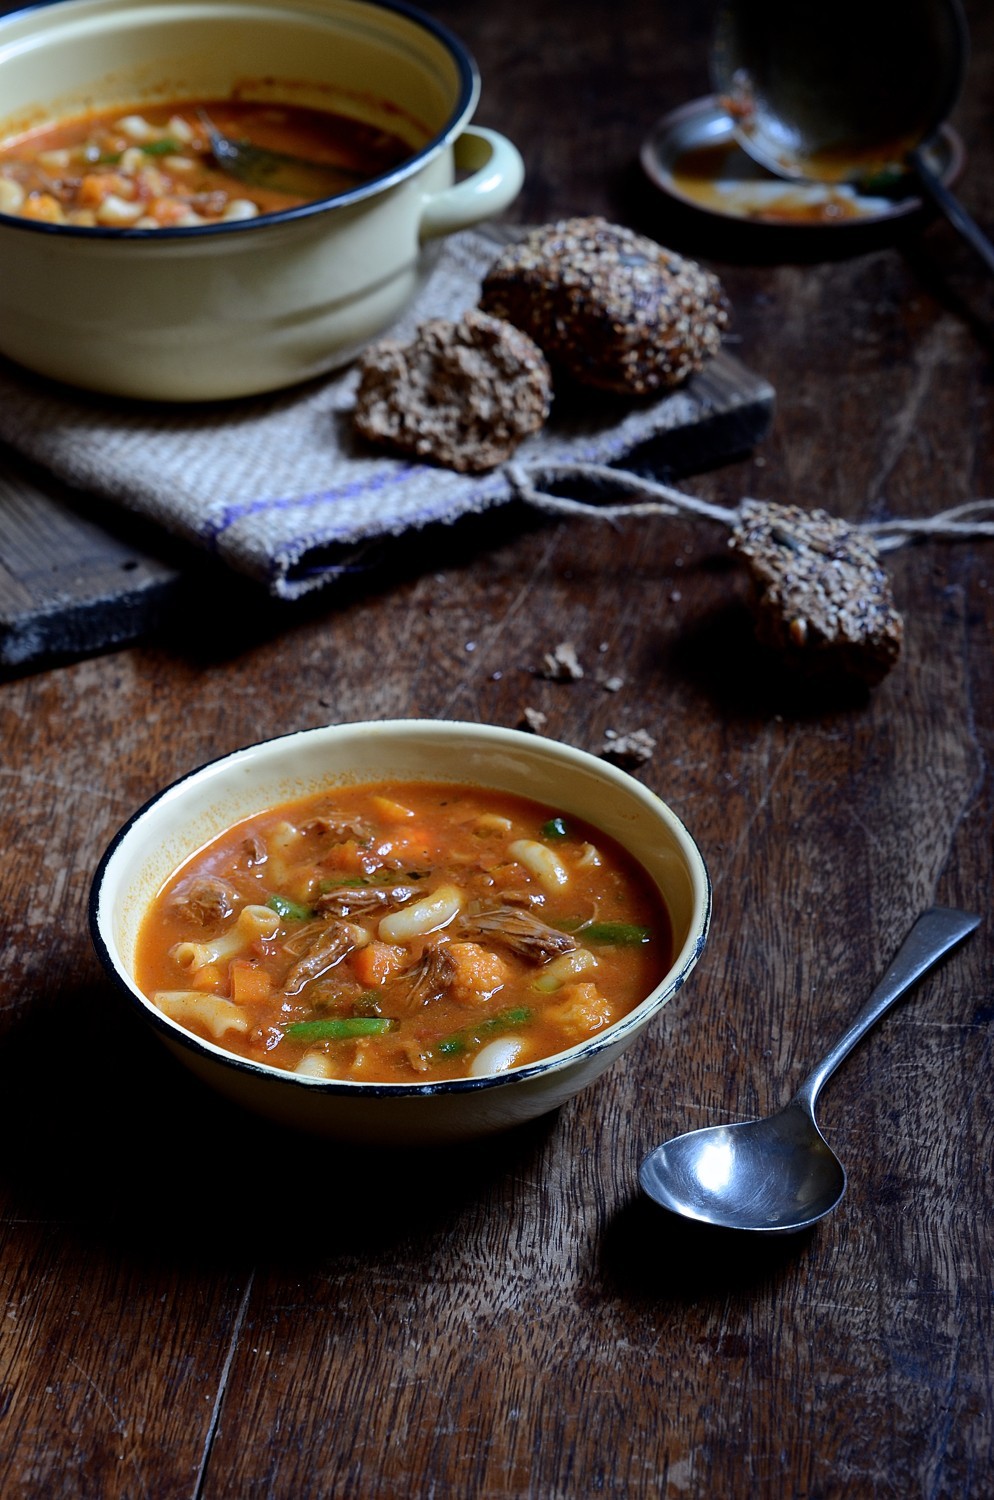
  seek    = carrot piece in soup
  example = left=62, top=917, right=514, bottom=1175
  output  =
left=20, top=193, right=63, bottom=222
left=352, top=940, right=405, bottom=989
left=191, top=961, right=224, bottom=993
left=230, top=961, right=273, bottom=1004
left=78, top=172, right=127, bottom=207
left=320, top=839, right=368, bottom=874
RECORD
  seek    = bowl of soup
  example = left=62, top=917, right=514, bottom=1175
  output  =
left=0, top=0, right=524, bottom=400
left=90, top=720, right=711, bottom=1144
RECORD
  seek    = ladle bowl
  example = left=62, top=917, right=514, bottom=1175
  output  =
left=710, top=0, right=969, bottom=184
left=710, top=0, right=994, bottom=270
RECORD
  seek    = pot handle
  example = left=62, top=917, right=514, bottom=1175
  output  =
left=419, top=125, right=525, bottom=240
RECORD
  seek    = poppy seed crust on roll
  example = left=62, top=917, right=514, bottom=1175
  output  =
left=479, top=216, right=729, bottom=396
left=729, top=500, right=904, bottom=683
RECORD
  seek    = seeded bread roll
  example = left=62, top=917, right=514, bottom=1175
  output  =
left=479, top=216, right=728, bottom=396
left=353, top=309, right=552, bottom=473
left=729, top=500, right=904, bottom=683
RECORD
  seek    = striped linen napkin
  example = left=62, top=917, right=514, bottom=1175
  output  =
left=0, top=227, right=771, bottom=599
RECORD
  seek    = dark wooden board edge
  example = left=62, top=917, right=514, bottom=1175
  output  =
left=0, top=450, right=185, bottom=673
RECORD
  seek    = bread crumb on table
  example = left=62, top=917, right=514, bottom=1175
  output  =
left=539, top=641, right=584, bottom=681
left=600, top=728, right=657, bottom=766
left=519, top=707, right=549, bottom=733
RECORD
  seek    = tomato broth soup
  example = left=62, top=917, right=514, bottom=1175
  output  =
left=135, top=781, right=673, bottom=1083
left=0, top=99, right=413, bottom=228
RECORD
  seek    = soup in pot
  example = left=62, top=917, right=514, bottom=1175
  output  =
left=0, top=98, right=414, bottom=228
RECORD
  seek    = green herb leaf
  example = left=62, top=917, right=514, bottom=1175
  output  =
left=141, top=138, right=182, bottom=156
left=267, top=893, right=314, bottom=921
left=541, top=816, right=569, bottom=839
left=855, top=165, right=906, bottom=195
left=284, top=1016, right=396, bottom=1042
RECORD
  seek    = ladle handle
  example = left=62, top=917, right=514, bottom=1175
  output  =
left=910, top=149, right=994, bottom=277
left=794, top=906, right=980, bottom=1111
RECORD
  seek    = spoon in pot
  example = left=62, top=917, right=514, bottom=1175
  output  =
left=199, top=112, right=366, bottom=201
left=639, top=906, right=980, bottom=1233
left=710, top=0, right=994, bottom=271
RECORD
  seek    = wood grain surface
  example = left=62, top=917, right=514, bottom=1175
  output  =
left=1, top=2, right=992, bottom=1496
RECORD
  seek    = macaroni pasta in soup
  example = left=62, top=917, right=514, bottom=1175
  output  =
left=135, top=781, right=673, bottom=1083
left=0, top=99, right=413, bottom=228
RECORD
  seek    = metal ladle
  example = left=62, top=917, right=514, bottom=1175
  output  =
left=639, top=906, right=980, bottom=1233
left=199, top=112, right=365, bottom=201
left=710, top=0, right=994, bottom=271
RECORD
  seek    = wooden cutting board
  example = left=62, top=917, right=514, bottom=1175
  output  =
left=0, top=348, right=773, bottom=673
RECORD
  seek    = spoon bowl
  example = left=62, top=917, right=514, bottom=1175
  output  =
left=640, top=907, right=979, bottom=1232
left=200, top=113, right=366, bottom=200
left=640, top=1102, right=845, bottom=1233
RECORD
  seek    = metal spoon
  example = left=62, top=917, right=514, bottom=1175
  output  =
left=200, top=113, right=366, bottom=200
left=639, top=906, right=980, bottom=1233
left=710, top=0, right=994, bottom=271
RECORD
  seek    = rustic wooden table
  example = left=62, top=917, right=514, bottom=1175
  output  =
left=2, top=2, right=992, bottom=1495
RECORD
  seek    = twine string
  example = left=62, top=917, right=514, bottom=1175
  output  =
left=863, top=500, right=994, bottom=552
left=505, top=461, right=994, bottom=552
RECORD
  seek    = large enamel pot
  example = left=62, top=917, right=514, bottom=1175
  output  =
left=0, top=0, right=524, bottom=400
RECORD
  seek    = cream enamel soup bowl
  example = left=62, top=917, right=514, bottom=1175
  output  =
left=90, top=720, right=711, bottom=1146
left=0, top=0, right=523, bottom=400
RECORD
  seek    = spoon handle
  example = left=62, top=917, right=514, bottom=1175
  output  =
left=793, top=907, right=980, bottom=1112
left=910, top=149, right=994, bottom=278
